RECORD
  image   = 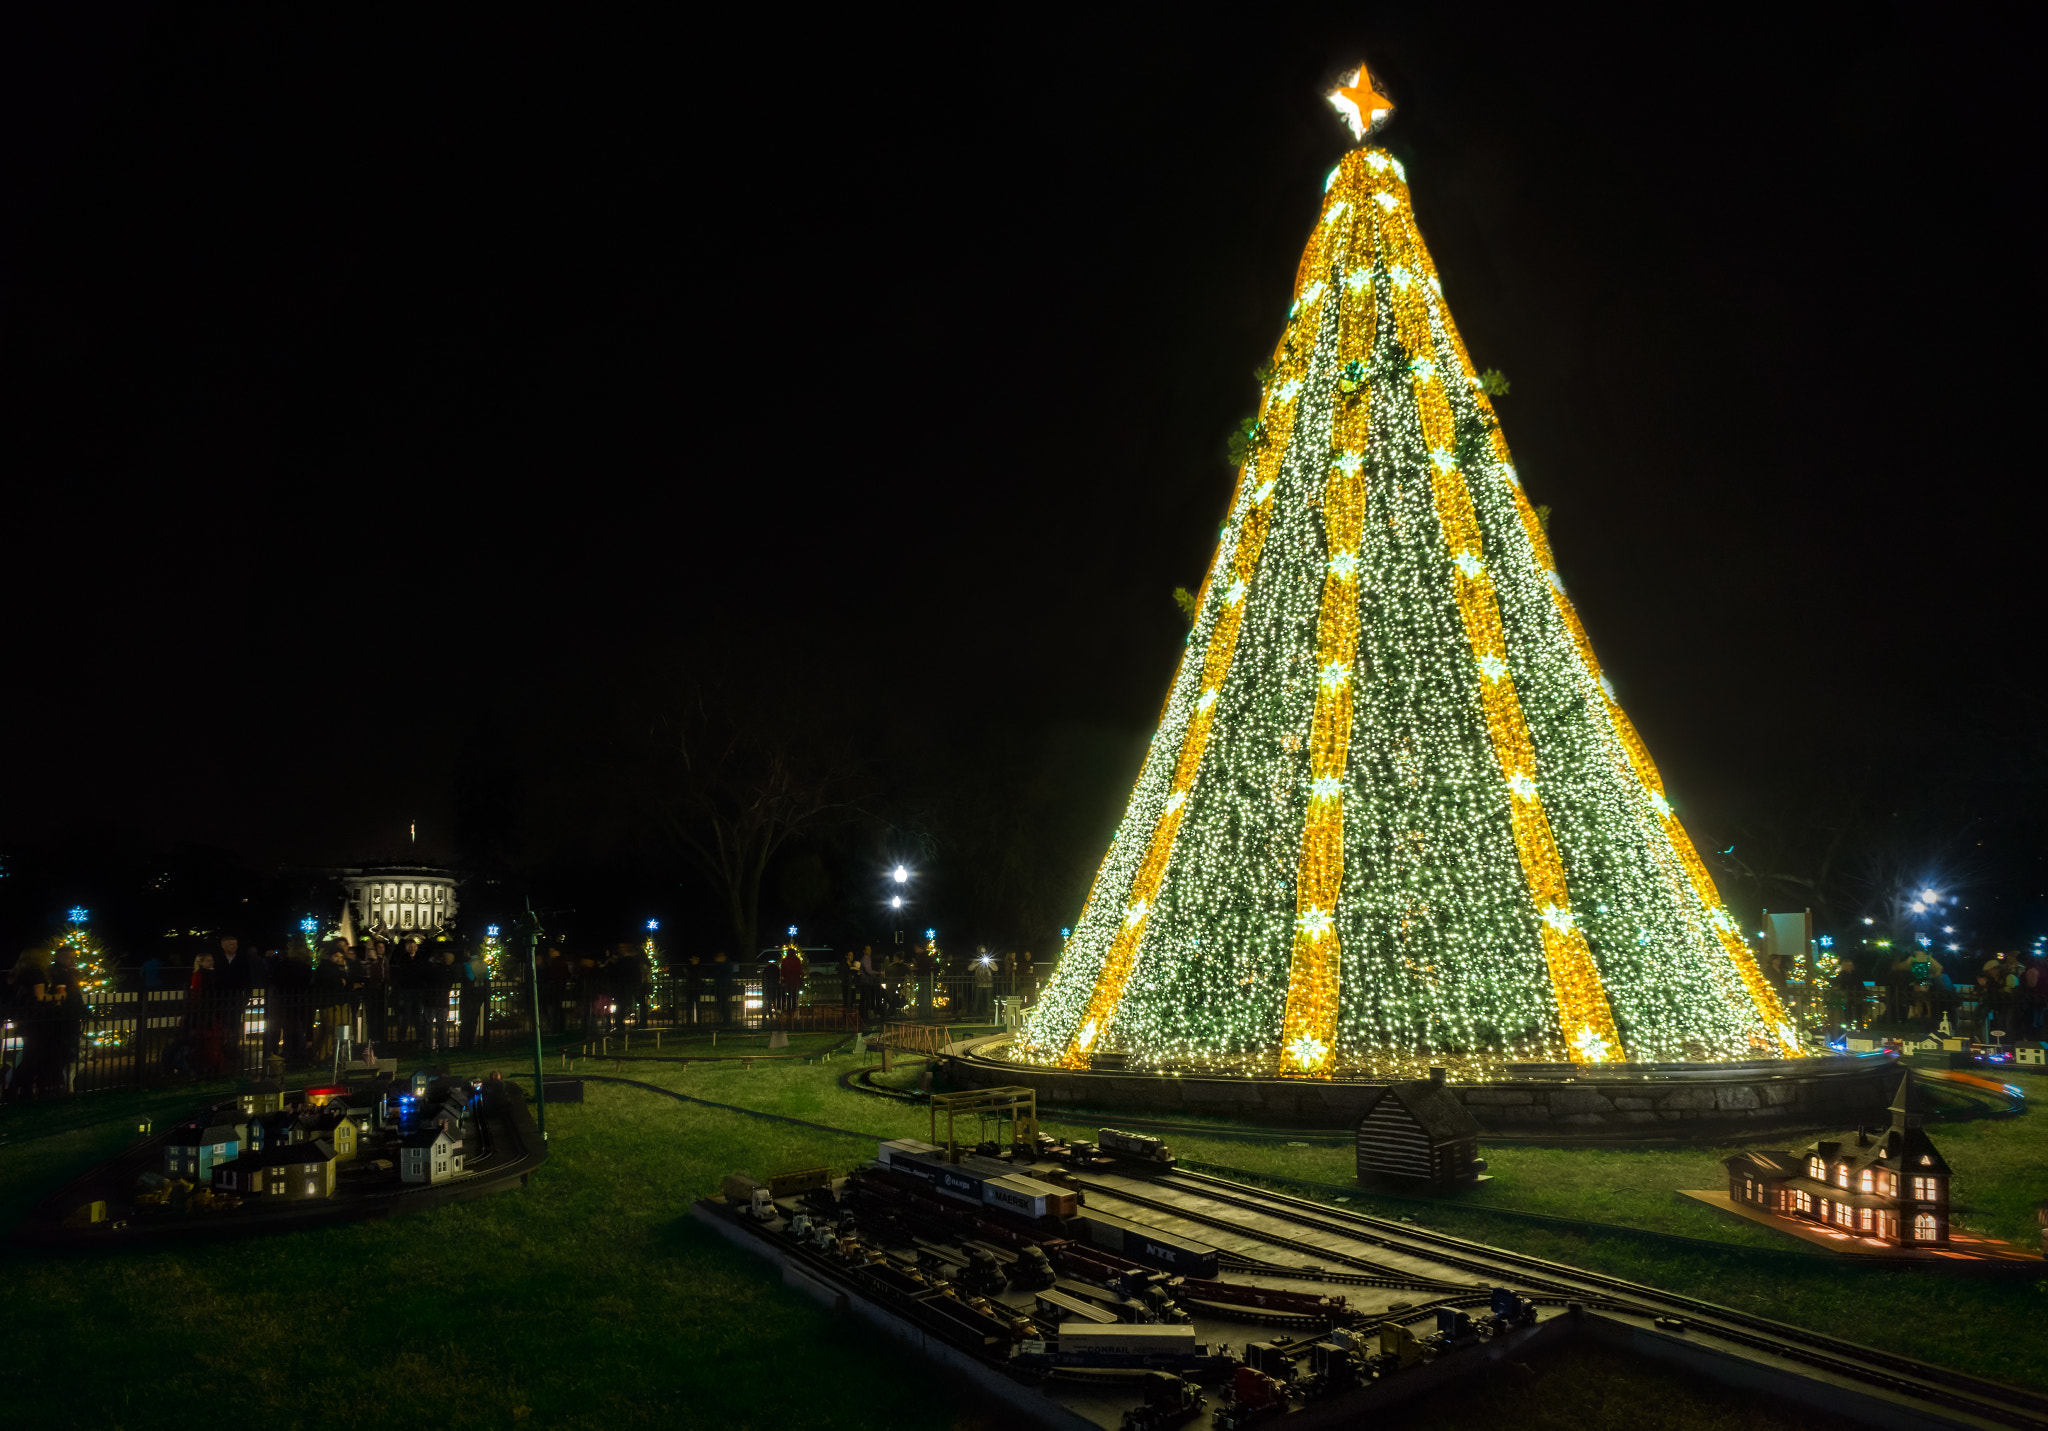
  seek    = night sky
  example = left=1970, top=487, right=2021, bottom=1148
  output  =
left=4, top=6, right=2042, bottom=950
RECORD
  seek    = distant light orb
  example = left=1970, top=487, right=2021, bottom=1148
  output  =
left=892, top=866, right=908, bottom=883
left=891, top=896, right=903, bottom=910
left=1920, top=887, right=1940, bottom=902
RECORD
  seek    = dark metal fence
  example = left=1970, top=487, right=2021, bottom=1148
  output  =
left=2, top=963, right=1054, bottom=1098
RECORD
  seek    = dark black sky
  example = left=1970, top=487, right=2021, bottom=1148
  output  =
left=4, top=6, right=2043, bottom=939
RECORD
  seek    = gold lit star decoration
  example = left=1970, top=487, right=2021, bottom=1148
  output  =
left=1327, top=63, right=1393, bottom=141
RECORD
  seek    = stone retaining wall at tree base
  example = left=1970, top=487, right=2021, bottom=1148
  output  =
left=940, top=1039, right=1903, bottom=1140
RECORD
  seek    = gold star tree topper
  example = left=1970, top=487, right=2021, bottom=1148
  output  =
left=1327, top=63, right=1394, bottom=141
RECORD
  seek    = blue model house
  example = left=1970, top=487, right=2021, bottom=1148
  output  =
left=164, top=1120, right=244, bottom=1180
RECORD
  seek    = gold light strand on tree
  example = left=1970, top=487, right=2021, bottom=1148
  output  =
left=1057, top=213, right=1346, bottom=1068
left=1379, top=169, right=1624, bottom=1064
left=1278, top=174, right=1376, bottom=1077
left=1404, top=230, right=1800, bottom=1057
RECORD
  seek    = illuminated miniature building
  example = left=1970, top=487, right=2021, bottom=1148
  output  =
left=237, top=1079, right=285, bottom=1115
left=342, top=1083, right=389, bottom=1131
left=298, top=1109, right=361, bottom=1162
left=246, top=1110, right=301, bottom=1152
left=399, top=1127, right=464, bottom=1184
left=211, top=1141, right=339, bottom=1200
left=165, top=1120, right=244, bottom=1180
left=1724, top=1070, right=1950, bottom=1246
left=339, top=865, right=459, bottom=936
left=1355, top=1069, right=1488, bottom=1188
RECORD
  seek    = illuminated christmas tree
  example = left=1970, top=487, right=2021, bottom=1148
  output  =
left=1024, top=65, right=1798, bottom=1077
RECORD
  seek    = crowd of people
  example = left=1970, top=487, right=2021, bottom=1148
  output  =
left=1767, top=946, right=2047, bottom=1041
left=3, top=944, right=90, bottom=1097
left=4, top=928, right=1050, bottom=1101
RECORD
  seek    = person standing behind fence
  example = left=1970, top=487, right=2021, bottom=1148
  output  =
left=399, top=941, right=436, bottom=1039
left=6, top=949, right=52, bottom=1100
left=853, top=946, right=875, bottom=1024
left=973, top=952, right=993, bottom=1020
left=778, top=944, right=805, bottom=1018
left=540, top=947, right=569, bottom=1033
left=359, top=938, right=388, bottom=1046
left=312, top=941, right=350, bottom=1063
left=186, top=951, right=225, bottom=1076
left=609, top=941, right=646, bottom=1033
left=711, top=951, right=734, bottom=1027
left=424, top=947, right=458, bottom=1051
left=48, top=947, right=87, bottom=1094
left=273, top=942, right=313, bottom=1064
left=2020, top=956, right=2045, bottom=1034
left=459, top=945, right=488, bottom=1049
left=215, top=934, right=265, bottom=1069
left=912, top=940, right=933, bottom=1018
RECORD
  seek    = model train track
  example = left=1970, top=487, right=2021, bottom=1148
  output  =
left=1075, top=1175, right=1496, bottom=1294
left=1136, top=1165, right=2048, bottom=1429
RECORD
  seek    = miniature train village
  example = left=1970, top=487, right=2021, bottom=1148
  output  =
left=698, top=1074, right=2048, bottom=1431
left=17, top=1067, right=547, bottom=1243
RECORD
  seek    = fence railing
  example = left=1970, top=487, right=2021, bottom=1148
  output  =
left=0, top=964, right=1053, bottom=1097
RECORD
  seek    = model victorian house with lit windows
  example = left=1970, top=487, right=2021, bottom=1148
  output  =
left=1723, top=1070, right=1950, bottom=1246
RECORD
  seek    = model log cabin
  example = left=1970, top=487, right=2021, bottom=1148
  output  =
left=1354, top=1069, right=1489, bottom=1189
left=1724, top=1070, right=1951, bottom=1246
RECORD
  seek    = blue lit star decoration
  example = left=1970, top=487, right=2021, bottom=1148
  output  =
left=67, top=906, right=89, bottom=925
left=786, top=925, right=798, bottom=938
left=647, top=919, right=661, bottom=932
left=299, top=916, right=319, bottom=935
left=1817, top=935, right=1833, bottom=948
left=925, top=928, right=937, bottom=941
left=487, top=924, right=501, bottom=937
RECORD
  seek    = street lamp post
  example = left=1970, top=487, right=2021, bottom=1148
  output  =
left=888, top=865, right=910, bottom=1019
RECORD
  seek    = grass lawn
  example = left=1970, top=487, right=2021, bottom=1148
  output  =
left=1, top=1044, right=2042, bottom=1429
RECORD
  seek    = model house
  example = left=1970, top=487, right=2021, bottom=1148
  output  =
left=1724, top=1070, right=1951, bottom=1246
left=398, top=1127, right=464, bottom=1185
left=165, top=1121, right=244, bottom=1180
left=237, top=1079, right=285, bottom=1115
left=211, top=1141, right=339, bottom=1200
left=297, top=1109, right=361, bottom=1162
left=1354, top=1068, right=1488, bottom=1188
left=245, top=1110, right=301, bottom=1153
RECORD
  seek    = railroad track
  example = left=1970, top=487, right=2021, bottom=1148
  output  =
left=1093, top=1165, right=2048, bottom=1429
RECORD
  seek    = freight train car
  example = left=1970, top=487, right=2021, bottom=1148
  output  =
left=983, top=1173, right=1078, bottom=1220
left=876, top=1142, right=1080, bottom=1221
left=1076, top=1213, right=1220, bottom=1279
left=1098, top=1128, right=1175, bottom=1165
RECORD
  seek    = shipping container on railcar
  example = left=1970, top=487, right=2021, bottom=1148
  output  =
left=1055, top=1322, right=1199, bottom=1355
left=1077, top=1213, right=1220, bottom=1279
left=982, top=1173, right=1077, bottom=1220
